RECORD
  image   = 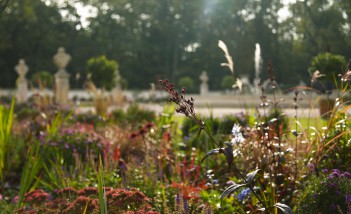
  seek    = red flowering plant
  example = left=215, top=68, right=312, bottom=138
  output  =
left=15, top=187, right=159, bottom=214
left=171, top=149, right=208, bottom=200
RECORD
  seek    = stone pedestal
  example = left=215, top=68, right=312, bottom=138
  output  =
left=53, top=47, right=71, bottom=105
left=15, top=59, right=29, bottom=103
left=54, top=70, right=70, bottom=104
left=199, top=71, right=209, bottom=96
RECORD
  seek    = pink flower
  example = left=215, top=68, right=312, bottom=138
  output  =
left=12, top=195, right=19, bottom=203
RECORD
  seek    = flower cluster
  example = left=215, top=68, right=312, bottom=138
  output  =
left=15, top=187, right=158, bottom=214
left=296, top=169, right=351, bottom=214
left=23, top=189, right=50, bottom=204
left=231, top=124, right=245, bottom=145
left=237, top=188, right=251, bottom=202
left=159, top=79, right=197, bottom=119
left=325, top=169, right=351, bottom=180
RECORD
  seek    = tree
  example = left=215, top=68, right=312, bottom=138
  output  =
left=289, top=0, right=350, bottom=84
left=86, top=55, right=119, bottom=90
left=221, top=75, right=235, bottom=90
left=0, top=0, right=84, bottom=88
left=178, top=76, right=194, bottom=93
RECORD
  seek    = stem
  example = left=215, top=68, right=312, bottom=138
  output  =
left=231, top=164, right=267, bottom=209
left=201, top=126, right=220, bottom=148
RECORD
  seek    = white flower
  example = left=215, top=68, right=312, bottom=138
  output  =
left=311, top=70, right=325, bottom=82
left=231, top=123, right=245, bottom=144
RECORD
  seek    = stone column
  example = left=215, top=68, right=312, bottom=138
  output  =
left=15, top=59, right=29, bottom=103
left=199, top=71, right=209, bottom=95
left=53, top=47, right=71, bottom=105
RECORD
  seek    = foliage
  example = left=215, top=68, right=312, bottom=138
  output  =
left=309, top=52, right=347, bottom=93
left=309, top=53, right=347, bottom=78
left=295, top=169, right=351, bottom=214
left=0, top=99, right=14, bottom=192
left=40, top=123, right=105, bottom=168
left=220, top=75, right=235, bottom=90
left=86, top=55, right=119, bottom=90
left=112, top=104, right=156, bottom=128
left=159, top=79, right=293, bottom=213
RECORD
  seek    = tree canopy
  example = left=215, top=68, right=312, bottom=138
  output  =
left=0, top=0, right=350, bottom=90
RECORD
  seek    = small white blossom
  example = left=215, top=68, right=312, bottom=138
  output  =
left=231, top=123, right=245, bottom=144
left=311, top=70, right=325, bottom=82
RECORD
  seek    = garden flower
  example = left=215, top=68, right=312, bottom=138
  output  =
left=12, top=195, right=19, bottom=203
left=342, top=70, right=351, bottom=82
left=0, top=194, right=2, bottom=200
left=308, top=163, right=315, bottom=172
left=237, top=188, right=251, bottom=201
left=311, top=70, right=325, bottom=82
left=231, top=124, right=244, bottom=145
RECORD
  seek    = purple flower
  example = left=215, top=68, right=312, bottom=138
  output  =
left=343, top=172, right=351, bottom=178
left=183, top=197, right=189, bottom=214
left=308, top=163, right=315, bottom=172
left=175, top=194, right=180, bottom=205
left=330, top=183, right=337, bottom=189
left=346, top=194, right=351, bottom=203
left=64, top=143, right=69, bottom=149
left=331, top=171, right=340, bottom=178
left=332, top=169, right=341, bottom=174
left=212, top=180, right=218, bottom=184
left=322, top=169, right=328, bottom=174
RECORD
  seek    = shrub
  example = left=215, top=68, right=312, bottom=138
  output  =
left=86, top=55, right=119, bottom=90
left=112, top=104, right=155, bottom=128
left=177, top=76, right=194, bottom=93
left=40, top=123, right=106, bottom=167
left=220, top=75, right=235, bottom=90
left=295, top=169, right=351, bottom=214
left=30, top=71, right=53, bottom=89
left=309, top=52, right=347, bottom=93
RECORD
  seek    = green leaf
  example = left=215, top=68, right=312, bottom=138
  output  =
left=220, top=183, right=247, bottom=200
left=97, top=156, right=107, bottom=214
left=246, top=169, right=261, bottom=184
left=274, top=203, right=293, bottom=214
left=201, top=148, right=220, bottom=163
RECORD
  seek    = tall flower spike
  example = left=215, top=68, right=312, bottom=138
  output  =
left=159, top=79, right=197, bottom=121
left=218, top=40, right=234, bottom=74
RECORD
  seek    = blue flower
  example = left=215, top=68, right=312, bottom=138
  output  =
left=237, top=188, right=251, bottom=201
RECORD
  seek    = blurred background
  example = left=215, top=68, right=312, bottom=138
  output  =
left=0, top=0, right=350, bottom=91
